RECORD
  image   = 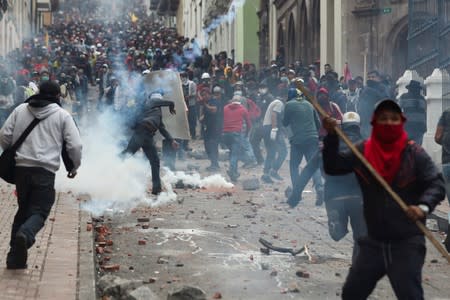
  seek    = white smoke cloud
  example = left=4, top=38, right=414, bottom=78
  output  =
left=55, top=110, right=233, bottom=217
left=204, top=0, right=247, bottom=34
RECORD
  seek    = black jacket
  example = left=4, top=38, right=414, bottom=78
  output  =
left=136, top=98, right=175, bottom=141
left=323, top=134, right=445, bottom=241
left=399, top=91, right=427, bottom=135
left=358, top=81, right=390, bottom=138
left=325, top=124, right=363, bottom=201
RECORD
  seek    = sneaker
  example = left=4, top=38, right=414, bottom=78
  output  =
left=261, top=174, right=274, bottom=184
left=315, top=190, right=324, bottom=206
left=270, top=170, right=283, bottom=181
left=227, top=170, right=238, bottom=182
left=7, top=232, right=28, bottom=269
left=206, top=165, right=220, bottom=172
left=287, top=194, right=301, bottom=208
left=242, top=162, right=258, bottom=169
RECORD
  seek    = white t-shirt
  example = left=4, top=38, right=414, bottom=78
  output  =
left=263, top=99, right=284, bottom=126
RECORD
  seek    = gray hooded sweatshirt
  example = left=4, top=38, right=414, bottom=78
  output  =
left=0, top=103, right=82, bottom=173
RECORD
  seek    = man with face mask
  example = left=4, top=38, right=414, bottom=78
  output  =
left=323, top=100, right=445, bottom=300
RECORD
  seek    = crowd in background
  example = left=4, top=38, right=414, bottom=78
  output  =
left=0, top=0, right=428, bottom=194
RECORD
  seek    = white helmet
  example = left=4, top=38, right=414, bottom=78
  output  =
left=201, top=72, right=211, bottom=79
left=342, top=112, right=361, bottom=125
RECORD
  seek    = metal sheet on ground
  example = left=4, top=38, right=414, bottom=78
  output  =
left=143, top=70, right=190, bottom=140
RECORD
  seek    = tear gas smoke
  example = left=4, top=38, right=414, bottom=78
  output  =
left=55, top=110, right=233, bottom=217
left=204, top=0, right=247, bottom=34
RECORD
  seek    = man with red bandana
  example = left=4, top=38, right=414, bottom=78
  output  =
left=322, top=99, right=445, bottom=300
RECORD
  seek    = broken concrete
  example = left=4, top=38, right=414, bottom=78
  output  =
left=97, top=275, right=143, bottom=298
left=125, top=286, right=160, bottom=300
left=242, top=178, right=260, bottom=191
left=167, top=286, right=207, bottom=300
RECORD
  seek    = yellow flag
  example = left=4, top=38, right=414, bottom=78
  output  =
left=131, top=13, right=138, bottom=23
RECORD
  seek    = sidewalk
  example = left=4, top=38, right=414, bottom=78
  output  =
left=0, top=183, right=95, bottom=300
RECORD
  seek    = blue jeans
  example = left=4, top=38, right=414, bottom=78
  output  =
left=263, top=125, right=287, bottom=174
left=239, top=133, right=257, bottom=164
left=222, top=132, right=241, bottom=175
left=290, top=147, right=323, bottom=202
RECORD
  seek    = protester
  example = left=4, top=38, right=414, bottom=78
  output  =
left=323, top=99, right=445, bottom=299
left=399, top=80, right=427, bottom=145
left=222, top=96, right=251, bottom=182
left=0, top=80, right=82, bottom=269
left=122, top=92, right=178, bottom=195
left=261, top=94, right=287, bottom=183
left=283, top=88, right=322, bottom=206
left=323, top=112, right=367, bottom=263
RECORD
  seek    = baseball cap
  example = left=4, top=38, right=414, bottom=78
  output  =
left=342, top=112, right=361, bottom=124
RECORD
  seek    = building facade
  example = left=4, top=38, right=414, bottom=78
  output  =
left=0, top=0, right=56, bottom=58
left=320, top=0, right=408, bottom=78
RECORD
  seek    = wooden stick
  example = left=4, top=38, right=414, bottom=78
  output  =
left=294, top=79, right=450, bottom=263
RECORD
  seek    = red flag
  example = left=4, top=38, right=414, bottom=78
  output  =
left=343, top=62, right=352, bottom=83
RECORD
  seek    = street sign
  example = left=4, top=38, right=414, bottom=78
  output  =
left=382, top=7, right=392, bottom=14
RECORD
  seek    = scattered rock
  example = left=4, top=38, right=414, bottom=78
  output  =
left=270, top=270, right=278, bottom=276
left=86, top=224, right=93, bottom=231
left=147, top=277, right=157, bottom=284
left=213, top=292, right=222, bottom=299
left=431, top=259, right=438, bottom=263
left=98, top=275, right=160, bottom=300
left=242, top=178, right=260, bottom=191
left=260, top=263, right=270, bottom=270
left=141, top=224, right=150, bottom=229
left=260, top=248, right=270, bottom=255
left=296, top=271, right=310, bottom=278
left=175, top=262, right=184, bottom=267
left=137, top=217, right=150, bottom=223
left=249, top=255, right=254, bottom=261
left=157, top=257, right=169, bottom=264
left=126, top=285, right=160, bottom=300
left=102, top=264, right=120, bottom=272
left=138, top=240, right=147, bottom=245
left=426, top=219, right=439, bottom=232
left=167, top=286, right=207, bottom=300
left=335, top=272, right=341, bottom=277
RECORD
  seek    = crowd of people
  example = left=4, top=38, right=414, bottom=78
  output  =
left=0, top=0, right=449, bottom=298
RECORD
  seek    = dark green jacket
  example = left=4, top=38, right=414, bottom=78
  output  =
left=282, top=97, right=320, bottom=145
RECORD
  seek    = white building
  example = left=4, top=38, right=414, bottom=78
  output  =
left=0, top=0, right=52, bottom=58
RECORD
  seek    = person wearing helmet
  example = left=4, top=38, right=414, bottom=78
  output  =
left=122, top=92, right=178, bottom=195
left=323, top=112, right=367, bottom=264
left=323, top=99, right=445, bottom=299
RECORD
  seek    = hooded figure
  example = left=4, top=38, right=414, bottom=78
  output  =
left=323, top=99, right=445, bottom=300
left=0, top=80, right=82, bottom=269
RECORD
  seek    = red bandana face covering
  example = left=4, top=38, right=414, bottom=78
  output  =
left=364, top=122, right=408, bottom=184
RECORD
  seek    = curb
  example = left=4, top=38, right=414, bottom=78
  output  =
left=77, top=208, right=96, bottom=300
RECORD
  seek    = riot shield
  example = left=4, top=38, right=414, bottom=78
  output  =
left=142, top=70, right=190, bottom=140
